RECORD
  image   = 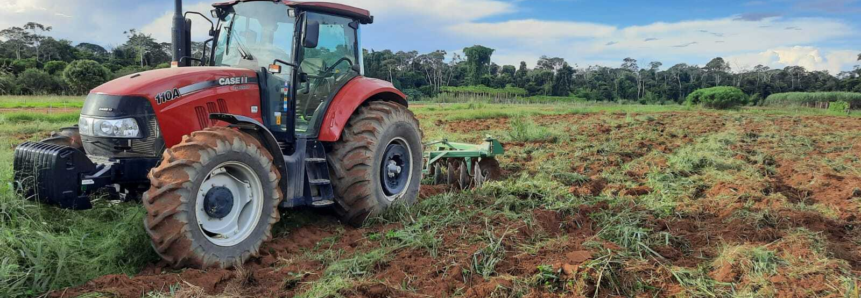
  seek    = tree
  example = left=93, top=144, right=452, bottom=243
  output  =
left=462, top=45, right=494, bottom=85
left=501, top=65, right=516, bottom=77
left=515, top=61, right=529, bottom=88
left=537, top=56, right=566, bottom=73
left=64, top=60, right=110, bottom=94
left=39, top=38, right=76, bottom=62
left=122, top=29, right=167, bottom=67
left=43, top=60, right=68, bottom=75
left=17, top=69, right=55, bottom=94
left=416, top=50, right=447, bottom=94
left=75, top=43, right=109, bottom=61
left=704, top=57, right=731, bottom=86
left=10, top=59, right=38, bottom=74
left=0, top=73, right=16, bottom=95
left=0, top=27, right=30, bottom=59
left=23, top=22, right=52, bottom=61
left=621, top=58, right=642, bottom=99
left=551, top=62, right=575, bottom=96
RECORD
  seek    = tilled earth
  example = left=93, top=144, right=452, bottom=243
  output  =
left=52, top=110, right=861, bottom=297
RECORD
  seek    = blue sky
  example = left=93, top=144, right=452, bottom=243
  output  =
left=2, top=0, right=860, bottom=73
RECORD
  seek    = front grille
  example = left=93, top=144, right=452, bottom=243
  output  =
left=130, top=117, right=162, bottom=156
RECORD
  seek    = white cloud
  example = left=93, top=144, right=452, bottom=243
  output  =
left=447, top=14, right=856, bottom=71
left=138, top=0, right=515, bottom=43
left=140, top=1, right=216, bottom=42
left=727, top=46, right=859, bottom=74
left=449, top=19, right=616, bottom=40
left=2, top=0, right=47, bottom=13
left=324, top=0, right=514, bottom=22
left=0, top=0, right=177, bottom=46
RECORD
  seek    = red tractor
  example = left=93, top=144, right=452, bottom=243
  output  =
left=14, top=0, right=422, bottom=268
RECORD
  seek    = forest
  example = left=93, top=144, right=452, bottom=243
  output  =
left=1, top=23, right=860, bottom=103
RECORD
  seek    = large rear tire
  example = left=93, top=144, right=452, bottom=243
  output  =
left=143, top=127, right=282, bottom=268
left=328, top=101, right=423, bottom=226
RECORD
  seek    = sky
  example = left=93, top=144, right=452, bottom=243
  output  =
left=2, top=0, right=860, bottom=74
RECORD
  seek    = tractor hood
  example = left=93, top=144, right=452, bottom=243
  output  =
left=85, top=66, right=263, bottom=152
left=91, top=67, right=258, bottom=102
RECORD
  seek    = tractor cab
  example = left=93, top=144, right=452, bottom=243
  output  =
left=205, top=0, right=367, bottom=144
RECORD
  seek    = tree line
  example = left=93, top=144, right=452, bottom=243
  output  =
left=365, top=46, right=861, bottom=103
left=1, top=22, right=860, bottom=102
left=0, top=23, right=189, bottom=95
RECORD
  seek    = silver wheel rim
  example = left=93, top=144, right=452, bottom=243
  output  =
left=195, top=161, right=264, bottom=247
left=382, top=137, right=413, bottom=202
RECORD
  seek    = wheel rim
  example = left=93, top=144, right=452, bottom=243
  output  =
left=195, top=161, right=264, bottom=247
left=380, top=137, right=413, bottom=201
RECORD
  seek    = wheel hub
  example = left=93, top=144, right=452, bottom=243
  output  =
left=203, top=186, right=234, bottom=219
left=380, top=141, right=411, bottom=197
left=195, top=162, right=264, bottom=247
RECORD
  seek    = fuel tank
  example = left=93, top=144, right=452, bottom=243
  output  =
left=87, top=67, right=263, bottom=149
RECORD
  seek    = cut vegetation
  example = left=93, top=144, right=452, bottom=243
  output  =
left=1, top=100, right=860, bottom=297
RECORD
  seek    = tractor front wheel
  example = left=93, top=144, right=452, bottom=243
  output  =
left=143, top=127, right=282, bottom=268
left=329, top=101, right=423, bottom=226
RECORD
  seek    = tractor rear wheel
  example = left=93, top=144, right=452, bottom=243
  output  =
left=329, top=101, right=423, bottom=226
left=143, top=127, right=282, bottom=268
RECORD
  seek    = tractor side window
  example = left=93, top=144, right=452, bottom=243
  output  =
left=294, top=13, right=358, bottom=135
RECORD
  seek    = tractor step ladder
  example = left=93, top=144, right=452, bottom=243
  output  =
left=305, top=141, right=335, bottom=207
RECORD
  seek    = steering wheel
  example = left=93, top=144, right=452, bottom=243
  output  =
left=321, top=57, right=354, bottom=77
left=298, top=58, right=355, bottom=118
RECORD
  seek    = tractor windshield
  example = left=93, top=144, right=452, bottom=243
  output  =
left=213, top=2, right=295, bottom=70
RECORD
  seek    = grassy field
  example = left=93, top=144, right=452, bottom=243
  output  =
left=1, top=97, right=860, bottom=297
left=764, top=92, right=861, bottom=107
left=0, top=96, right=85, bottom=109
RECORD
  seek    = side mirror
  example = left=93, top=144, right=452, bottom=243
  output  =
left=303, top=20, right=319, bottom=48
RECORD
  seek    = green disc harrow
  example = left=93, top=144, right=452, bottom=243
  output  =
left=423, top=137, right=505, bottom=189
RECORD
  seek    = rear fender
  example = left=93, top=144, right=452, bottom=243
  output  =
left=317, top=77, right=407, bottom=142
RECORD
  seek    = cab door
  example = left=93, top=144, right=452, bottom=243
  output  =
left=294, top=12, right=360, bottom=137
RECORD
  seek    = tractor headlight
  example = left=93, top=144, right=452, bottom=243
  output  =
left=78, top=117, right=141, bottom=138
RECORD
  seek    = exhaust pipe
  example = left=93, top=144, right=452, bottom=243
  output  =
left=171, top=0, right=186, bottom=66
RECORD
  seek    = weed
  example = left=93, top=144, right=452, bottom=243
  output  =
left=592, top=209, right=663, bottom=259
left=297, top=247, right=393, bottom=298
left=471, top=223, right=510, bottom=280
left=532, top=264, right=562, bottom=291
left=506, top=116, right=556, bottom=142
left=670, top=266, right=723, bottom=297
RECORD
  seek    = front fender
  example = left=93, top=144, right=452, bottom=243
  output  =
left=210, top=113, right=287, bottom=181
left=317, top=77, right=407, bottom=142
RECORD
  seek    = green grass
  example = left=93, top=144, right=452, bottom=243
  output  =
left=0, top=113, right=156, bottom=297
left=0, top=96, right=85, bottom=109
left=507, top=116, right=556, bottom=142
left=764, top=92, right=861, bottom=106
left=0, top=112, right=80, bottom=124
